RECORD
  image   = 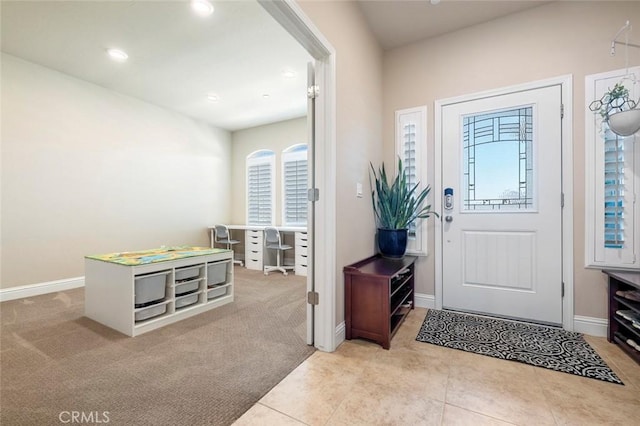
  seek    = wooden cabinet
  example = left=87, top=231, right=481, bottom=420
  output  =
left=344, top=254, right=416, bottom=349
left=604, top=270, right=640, bottom=365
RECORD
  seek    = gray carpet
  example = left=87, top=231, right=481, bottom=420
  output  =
left=1, top=268, right=314, bottom=425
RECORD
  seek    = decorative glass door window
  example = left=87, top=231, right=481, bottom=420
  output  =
left=462, top=107, right=535, bottom=211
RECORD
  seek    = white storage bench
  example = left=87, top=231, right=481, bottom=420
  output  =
left=85, top=246, right=233, bottom=337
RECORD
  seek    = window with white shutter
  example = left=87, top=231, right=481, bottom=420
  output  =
left=282, top=144, right=308, bottom=226
left=246, top=150, right=276, bottom=226
left=585, top=68, right=639, bottom=269
left=396, top=106, right=428, bottom=255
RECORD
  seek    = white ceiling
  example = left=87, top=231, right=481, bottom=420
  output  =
left=357, top=0, right=550, bottom=50
left=1, top=0, right=551, bottom=132
left=0, top=0, right=312, bottom=132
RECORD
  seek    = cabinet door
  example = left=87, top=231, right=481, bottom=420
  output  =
left=350, top=277, right=386, bottom=336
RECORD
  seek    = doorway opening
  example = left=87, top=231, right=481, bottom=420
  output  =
left=261, top=0, right=337, bottom=351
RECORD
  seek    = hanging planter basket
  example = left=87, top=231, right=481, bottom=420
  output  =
left=607, top=108, right=640, bottom=136
left=591, top=82, right=640, bottom=137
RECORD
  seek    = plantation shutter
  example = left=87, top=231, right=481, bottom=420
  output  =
left=396, top=106, right=428, bottom=255
left=401, top=119, right=418, bottom=238
left=585, top=68, right=638, bottom=268
left=246, top=151, right=275, bottom=226
left=283, top=150, right=308, bottom=226
left=603, top=126, right=626, bottom=249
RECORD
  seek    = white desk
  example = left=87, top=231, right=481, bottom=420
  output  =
left=208, top=225, right=308, bottom=276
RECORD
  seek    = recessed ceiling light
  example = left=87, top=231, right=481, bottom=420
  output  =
left=191, top=0, right=214, bottom=17
left=106, top=48, right=128, bottom=62
left=262, top=94, right=270, bottom=99
left=430, top=0, right=441, bottom=4
left=207, top=93, right=220, bottom=102
left=282, top=70, right=296, bottom=79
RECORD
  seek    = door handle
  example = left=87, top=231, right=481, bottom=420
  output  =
left=445, top=215, right=453, bottom=222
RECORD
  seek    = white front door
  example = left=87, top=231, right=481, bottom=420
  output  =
left=441, top=85, right=563, bottom=325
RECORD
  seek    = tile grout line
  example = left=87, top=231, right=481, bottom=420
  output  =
left=255, top=402, right=311, bottom=425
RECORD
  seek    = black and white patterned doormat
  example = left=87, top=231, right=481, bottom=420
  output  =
left=416, top=309, right=623, bottom=385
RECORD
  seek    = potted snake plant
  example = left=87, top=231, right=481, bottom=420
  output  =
left=590, top=82, right=640, bottom=136
left=369, top=157, right=438, bottom=258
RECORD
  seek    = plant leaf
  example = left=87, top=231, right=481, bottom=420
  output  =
left=369, top=156, right=439, bottom=229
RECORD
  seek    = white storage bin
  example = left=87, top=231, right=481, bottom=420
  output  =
left=175, top=293, right=199, bottom=309
left=135, top=303, right=167, bottom=322
left=207, top=286, right=227, bottom=300
left=134, top=271, right=169, bottom=307
left=175, top=265, right=201, bottom=282
left=175, top=279, right=200, bottom=296
left=207, top=261, right=228, bottom=286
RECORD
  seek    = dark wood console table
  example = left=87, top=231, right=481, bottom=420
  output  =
left=344, top=254, right=416, bottom=349
left=604, top=269, right=640, bottom=365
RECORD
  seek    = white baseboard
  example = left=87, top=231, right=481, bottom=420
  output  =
left=414, top=292, right=435, bottom=309
left=0, top=277, right=85, bottom=302
left=574, top=315, right=608, bottom=337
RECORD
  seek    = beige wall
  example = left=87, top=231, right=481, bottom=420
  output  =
left=383, top=1, right=640, bottom=319
left=4, top=0, right=634, bottom=326
left=298, top=0, right=384, bottom=324
left=1, top=54, right=232, bottom=288
left=229, top=117, right=307, bottom=225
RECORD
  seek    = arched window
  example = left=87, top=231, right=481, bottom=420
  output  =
left=282, top=144, right=308, bottom=226
left=246, top=150, right=276, bottom=225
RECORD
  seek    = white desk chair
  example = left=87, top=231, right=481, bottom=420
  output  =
left=214, top=224, right=243, bottom=266
left=263, top=227, right=294, bottom=276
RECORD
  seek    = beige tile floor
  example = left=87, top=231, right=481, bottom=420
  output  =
left=234, top=308, right=640, bottom=426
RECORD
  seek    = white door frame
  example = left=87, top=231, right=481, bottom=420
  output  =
left=434, top=75, right=574, bottom=331
left=260, top=0, right=338, bottom=351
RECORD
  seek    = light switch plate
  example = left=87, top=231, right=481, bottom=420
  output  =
left=356, top=182, right=363, bottom=198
